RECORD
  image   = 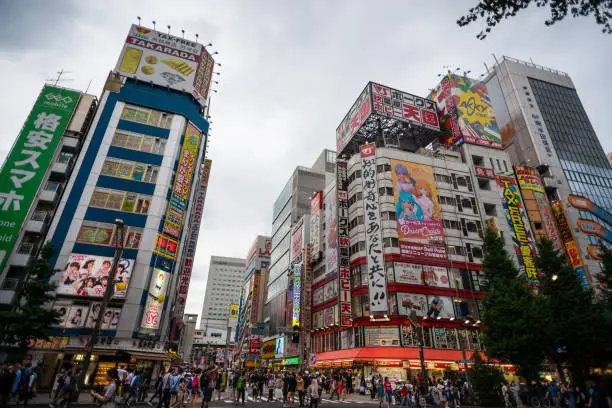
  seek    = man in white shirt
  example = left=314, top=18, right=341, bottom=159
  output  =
left=158, top=368, right=174, bottom=408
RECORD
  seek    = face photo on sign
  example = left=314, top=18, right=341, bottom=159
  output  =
left=86, top=302, right=101, bottom=328
left=65, top=305, right=88, bottom=328
left=52, top=304, right=70, bottom=327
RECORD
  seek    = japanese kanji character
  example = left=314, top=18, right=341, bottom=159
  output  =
left=14, top=150, right=41, bottom=169
left=24, top=130, right=54, bottom=150
left=9, top=169, right=36, bottom=189
left=34, top=113, right=62, bottom=131
left=0, top=190, right=25, bottom=211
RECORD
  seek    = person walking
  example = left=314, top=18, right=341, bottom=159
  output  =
left=0, top=364, right=16, bottom=408
left=236, top=373, right=246, bottom=405
left=91, top=370, right=118, bottom=408
left=200, top=368, right=214, bottom=408
left=296, top=374, right=305, bottom=407
left=383, top=377, right=393, bottom=408
left=158, top=368, right=174, bottom=408
left=545, top=381, right=561, bottom=408
left=286, top=372, right=297, bottom=408
left=148, top=373, right=163, bottom=406
left=309, top=375, right=319, bottom=408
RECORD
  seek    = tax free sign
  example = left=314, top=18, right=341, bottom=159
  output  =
left=0, top=85, right=80, bottom=271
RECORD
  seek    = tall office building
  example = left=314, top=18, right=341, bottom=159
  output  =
left=0, top=86, right=96, bottom=306
left=27, top=24, right=214, bottom=387
left=265, top=151, right=335, bottom=336
left=485, top=56, right=612, bottom=290
left=200, top=256, right=245, bottom=328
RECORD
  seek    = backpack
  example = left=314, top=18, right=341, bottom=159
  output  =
left=187, top=378, right=193, bottom=390
left=200, top=373, right=210, bottom=391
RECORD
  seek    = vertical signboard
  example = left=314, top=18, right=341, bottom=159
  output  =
left=163, top=122, right=201, bottom=239
left=496, top=176, right=537, bottom=282
left=551, top=201, right=592, bottom=291
left=140, top=269, right=170, bottom=331
left=324, top=187, right=338, bottom=276
left=292, top=263, right=302, bottom=328
left=360, top=145, right=388, bottom=313
left=175, top=159, right=212, bottom=317
left=250, top=270, right=261, bottom=324
left=0, top=85, right=80, bottom=272
left=114, top=24, right=214, bottom=107
left=291, top=222, right=304, bottom=262
left=310, top=191, right=322, bottom=262
left=336, top=160, right=352, bottom=326
left=390, top=160, right=446, bottom=262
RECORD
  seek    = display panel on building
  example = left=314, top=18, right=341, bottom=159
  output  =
left=140, top=268, right=170, bottom=331
left=292, top=264, right=302, bottom=327
left=496, top=176, right=537, bottom=282
left=364, top=327, right=400, bottom=346
left=397, top=292, right=427, bottom=317
left=54, top=254, right=134, bottom=298
left=390, top=159, right=447, bottom=262
left=0, top=85, right=80, bottom=273
left=568, top=195, right=612, bottom=226
left=370, top=82, right=440, bottom=131
left=162, top=122, right=201, bottom=239
left=114, top=25, right=215, bottom=107
left=336, top=160, right=352, bottom=326
left=430, top=74, right=502, bottom=150
left=551, top=201, right=591, bottom=290
left=336, top=84, right=372, bottom=154
left=291, top=222, right=304, bottom=262
left=154, top=233, right=178, bottom=260
left=324, top=187, right=338, bottom=276
left=360, top=145, right=388, bottom=313
left=310, top=191, right=323, bottom=262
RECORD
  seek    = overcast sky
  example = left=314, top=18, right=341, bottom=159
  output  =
left=1, top=0, right=610, bottom=318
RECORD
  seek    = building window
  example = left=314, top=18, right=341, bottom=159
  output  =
left=76, top=221, right=142, bottom=249
left=121, top=105, right=173, bottom=129
left=89, top=188, right=152, bottom=214
left=472, top=246, right=484, bottom=259
left=477, top=178, right=491, bottom=190
left=382, top=237, right=399, bottom=248
left=443, top=219, right=461, bottom=230
left=381, top=211, right=396, bottom=221
left=456, top=176, right=468, bottom=187
left=100, top=158, right=159, bottom=183
left=112, top=131, right=167, bottom=155
left=484, top=203, right=497, bottom=216
left=377, top=164, right=391, bottom=173
left=435, top=173, right=452, bottom=184
left=378, top=187, right=394, bottom=196
left=439, top=195, right=457, bottom=206
left=472, top=155, right=484, bottom=166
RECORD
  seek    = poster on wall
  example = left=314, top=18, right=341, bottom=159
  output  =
left=397, top=293, right=428, bottom=316
left=361, top=145, right=388, bottom=313
left=496, top=176, right=538, bottom=282
left=395, top=262, right=424, bottom=285
left=55, top=254, right=134, bottom=298
left=390, top=160, right=447, bottom=263
left=140, top=269, right=170, bottom=331
left=423, top=265, right=450, bottom=287
left=52, top=304, right=72, bottom=328
left=324, top=187, right=338, bottom=276
left=426, top=295, right=455, bottom=319
left=364, top=327, right=400, bottom=346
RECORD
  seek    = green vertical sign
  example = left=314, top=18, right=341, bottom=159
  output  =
left=0, top=85, right=80, bottom=272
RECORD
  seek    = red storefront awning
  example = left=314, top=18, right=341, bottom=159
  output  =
left=316, top=347, right=485, bottom=363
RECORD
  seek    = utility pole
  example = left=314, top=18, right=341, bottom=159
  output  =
left=408, top=311, right=428, bottom=384
left=80, top=219, right=124, bottom=388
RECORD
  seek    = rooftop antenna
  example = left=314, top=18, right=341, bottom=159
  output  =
left=137, top=16, right=141, bottom=26
left=152, top=20, right=156, bottom=30
left=195, top=33, right=199, bottom=43
left=84, top=80, right=92, bottom=94
left=181, top=29, right=185, bottom=39
left=167, top=25, right=171, bottom=35
left=45, top=69, right=74, bottom=86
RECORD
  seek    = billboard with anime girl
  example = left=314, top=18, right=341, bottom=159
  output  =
left=391, top=160, right=447, bottom=263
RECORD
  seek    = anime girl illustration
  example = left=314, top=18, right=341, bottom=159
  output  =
left=396, top=191, right=424, bottom=221
left=415, top=184, right=435, bottom=220
left=394, top=164, right=417, bottom=194
left=427, top=296, right=444, bottom=318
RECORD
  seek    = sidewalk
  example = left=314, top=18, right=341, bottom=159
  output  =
left=7, top=391, right=151, bottom=406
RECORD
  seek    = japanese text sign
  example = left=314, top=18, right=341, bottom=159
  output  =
left=336, top=84, right=372, bottom=154
left=474, top=166, right=495, bottom=179
left=360, top=145, right=388, bottom=313
left=336, top=160, right=352, bottom=325
left=0, top=85, right=80, bottom=272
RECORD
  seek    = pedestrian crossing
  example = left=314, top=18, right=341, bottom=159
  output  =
left=215, top=395, right=371, bottom=404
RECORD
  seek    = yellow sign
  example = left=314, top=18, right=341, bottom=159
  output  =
left=229, top=303, right=239, bottom=319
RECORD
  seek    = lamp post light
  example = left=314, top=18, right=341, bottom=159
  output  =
left=80, top=219, right=125, bottom=388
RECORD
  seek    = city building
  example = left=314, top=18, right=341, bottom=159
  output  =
left=0, top=86, right=97, bottom=306
left=485, top=56, right=612, bottom=292
left=234, top=235, right=270, bottom=368
left=308, top=80, right=531, bottom=380
left=200, top=256, right=245, bottom=329
left=179, top=313, right=198, bottom=364
left=28, top=24, right=215, bottom=387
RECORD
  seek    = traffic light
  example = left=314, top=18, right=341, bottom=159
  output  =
left=292, top=325, right=299, bottom=343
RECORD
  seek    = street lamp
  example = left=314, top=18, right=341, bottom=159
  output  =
left=80, top=219, right=125, bottom=388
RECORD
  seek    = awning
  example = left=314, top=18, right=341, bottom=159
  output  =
left=316, top=347, right=485, bottom=363
left=128, top=352, right=171, bottom=361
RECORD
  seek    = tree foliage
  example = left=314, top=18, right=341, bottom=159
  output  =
left=480, top=229, right=551, bottom=381
left=597, top=243, right=612, bottom=308
left=0, top=243, right=60, bottom=360
left=458, top=0, right=612, bottom=39
left=470, top=352, right=505, bottom=407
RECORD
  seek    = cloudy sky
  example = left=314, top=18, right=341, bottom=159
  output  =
left=1, top=1, right=610, bottom=317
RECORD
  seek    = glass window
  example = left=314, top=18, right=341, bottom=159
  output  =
left=121, top=105, right=173, bottom=129
left=112, top=131, right=166, bottom=155
left=100, top=158, right=159, bottom=184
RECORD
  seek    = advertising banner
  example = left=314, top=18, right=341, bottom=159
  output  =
left=361, top=145, right=388, bottom=313
left=430, top=74, right=502, bottom=149
left=140, top=269, right=170, bottom=331
left=336, top=160, right=351, bottom=326
left=496, top=176, right=538, bottom=282
left=52, top=304, right=89, bottom=328
left=390, top=159, right=447, bottom=263
left=262, top=339, right=276, bottom=359
left=275, top=337, right=285, bottom=359
left=291, top=222, right=304, bottom=262
left=163, top=122, right=201, bottom=239
left=514, top=165, right=545, bottom=193
left=371, top=82, right=440, bottom=131
left=423, top=265, right=451, bottom=287
left=324, top=187, right=338, bottom=276
left=154, top=233, right=178, bottom=260
left=535, top=191, right=563, bottom=251
left=568, top=194, right=612, bottom=226
left=0, top=85, right=80, bottom=272
left=115, top=25, right=215, bottom=108
left=250, top=271, right=261, bottom=324
left=292, top=264, right=302, bottom=328
left=364, top=327, right=400, bottom=347
left=215, top=348, right=225, bottom=363
left=310, top=191, right=322, bottom=262
left=55, top=254, right=133, bottom=298
left=175, top=159, right=212, bottom=317
left=397, top=293, right=427, bottom=317
left=425, top=295, right=455, bottom=319
left=229, top=303, right=239, bottom=326
left=395, top=262, right=424, bottom=285
left=86, top=302, right=122, bottom=330
left=248, top=336, right=261, bottom=355
left=336, top=84, right=372, bottom=154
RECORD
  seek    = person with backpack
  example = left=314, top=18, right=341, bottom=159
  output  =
left=158, top=368, right=174, bottom=408
left=200, top=367, right=214, bottom=408
left=236, top=373, right=246, bottom=405
left=126, top=370, right=140, bottom=407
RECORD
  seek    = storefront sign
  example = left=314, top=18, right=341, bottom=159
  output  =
left=364, top=327, right=400, bottom=346
left=248, top=336, right=261, bottom=355
left=262, top=339, right=276, bottom=359
left=291, top=222, right=304, bottom=262
left=140, top=268, right=170, bottom=331
left=292, top=264, right=302, bottom=327
left=153, top=233, right=178, bottom=260
left=337, top=160, right=352, bottom=326
left=324, top=186, right=338, bottom=276
left=474, top=166, right=495, bottom=179
left=514, top=165, right=545, bottom=193
left=275, top=337, right=285, bottom=359
left=496, top=176, right=537, bottom=282
left=395, top=262, right=423, bottom=285
left=361, top=145, right=388, bottom=312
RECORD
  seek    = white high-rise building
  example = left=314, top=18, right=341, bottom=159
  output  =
left=200, top=256, right=245, bottom=329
